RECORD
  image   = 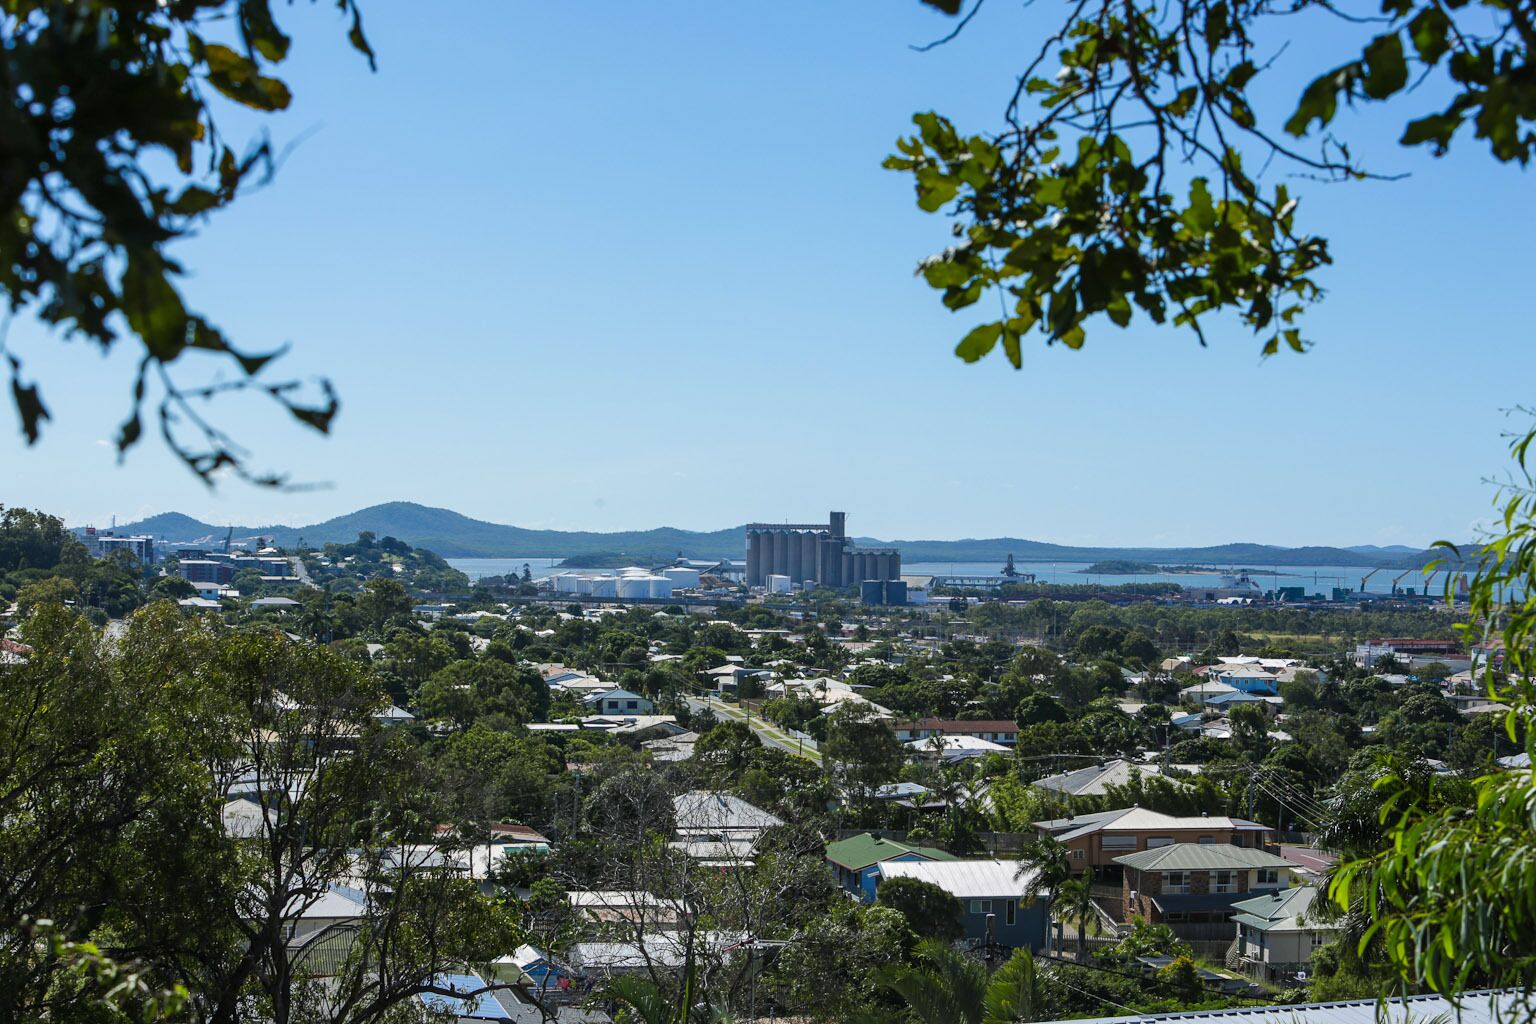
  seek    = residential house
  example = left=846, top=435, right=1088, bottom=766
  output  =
left=581, top=689, right=654, bottom=716
left=1231, top=885, right=1339, bottom=981
left=875, top=859, right=1050, bottom=951
left=825, top=832, right=956, bottom=901
left=1031, top=759, right=1173, bottom=799
left=904, top=735, right=1010, bottom=762
left=567, top=891, right=684, bottom=931
left=1209, top=664, right=1280, bottom=695
left=1025, top=990, right=1522, bottom=1024
left=1032, top=808, right=1272, bottom=880
left=893, top=718, right=1021, bottom=746
left=672, top=791, right=783, bottom=844
left=1115, top=843, right=1303, bottom=939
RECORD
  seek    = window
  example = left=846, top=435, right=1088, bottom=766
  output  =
left=971, top=900, right=992, bottom=915
left=1006, top=900, right=1017, bottom=925
left=626, top=700, right=638, bottom=710
left=1147, top=836, right=1173, bottom=848
left=1198, top=836, right=1216, bottom=844
left=1102, top=835, right=1136, bottom=849
left=1213, top=870, right=1236, bottom=893
left=1256, top=868, right=1279, bottom=886
left=1071, top=849, right=1085, bottom=861
left=1164, top=871, right=1189, bottom=894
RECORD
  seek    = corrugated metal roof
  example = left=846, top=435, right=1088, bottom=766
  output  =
left=825, top=833, right=956, bottom=871
left=877, top=858, right=1039, bottom=898
left=1031, top=990, right=1520, bottom=1024
left=1115, top=842, right=1297, bottom=871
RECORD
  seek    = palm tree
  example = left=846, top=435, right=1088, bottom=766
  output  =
left=878, top=938, right=988, bottom=1024
left=1016, top=834, right=1071, bottom=954
left=879, top=939, right=1045, bottom=1024
left=1056, top=870, right=1098, bottom=962
left=983, top=949, right=1045, bottom=1024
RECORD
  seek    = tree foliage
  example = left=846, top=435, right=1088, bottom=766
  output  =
left=2, top=0, right=373, bottom=482
left=899, top=0, right=1536, bottom=364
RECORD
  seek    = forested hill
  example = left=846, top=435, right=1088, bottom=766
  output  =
left=102, top=502, right=1448, bottom=567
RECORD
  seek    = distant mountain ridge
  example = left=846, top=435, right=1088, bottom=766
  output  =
left=91, top=501, right=1453, bottom=568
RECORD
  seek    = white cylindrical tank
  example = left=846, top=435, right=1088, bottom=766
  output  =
left=647, top=576, right=674, bottom=599
left=554, top=573, right=581, bottom=594
left=587, top=575, right=618, bottom=597
left=617, top=566, right=649, bottom=576
left=575, top=575, right=594, bottom=595
left=766, top=574, right=791, bottom=594
left=616, top=577, right=650, bottom=599
left=662, top=567, right=700, bottom=589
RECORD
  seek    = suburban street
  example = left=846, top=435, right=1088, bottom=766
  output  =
left=685, top=695, right=822, bottom=763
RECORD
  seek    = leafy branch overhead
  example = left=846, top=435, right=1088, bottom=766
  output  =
left=0, top=0, right=373, bottom=485
left=897, top=0, right=1536, bottom=367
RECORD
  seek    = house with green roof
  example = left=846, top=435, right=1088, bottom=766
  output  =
left=825, top=833, right=956, bottom=901
left=1232, top=885, right=1338, bottom=981
left=1114, top=843, right=1303, bottom=938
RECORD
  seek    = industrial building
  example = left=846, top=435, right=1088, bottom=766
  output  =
left=744, top=511, right=900, bottom=589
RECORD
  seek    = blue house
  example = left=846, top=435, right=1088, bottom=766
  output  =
left=825, top=833, right=956, bottom=902
left=1202, top=690, right=1271, bottom=710
left=876, top=859, right=1051, bottom=951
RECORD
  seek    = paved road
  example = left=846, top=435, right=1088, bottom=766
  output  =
left=685, top=696, right=822, bottom=763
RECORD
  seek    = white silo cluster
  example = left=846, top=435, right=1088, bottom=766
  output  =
left=553, top=564, right=686, bottom=600
left=662, top=566, right=701, bottom=589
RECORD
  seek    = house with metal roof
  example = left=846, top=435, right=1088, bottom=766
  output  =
left=875, top=859, right=1049, bottom=952
left=1231, top=885, right=1338, bottom=981
left=1114, top=843, right=1304, bottom=939
left=581, top=689, right=654, bottom=716
left=1033, top=808, right=1272, bottom=879
left=1029, top=989, right=1521, bottom=1024
left=1031, top=759, right=1175, bottom=799
left=825, top=832, right=956, bottom=901
left=672, top=791, right=783, bottom=846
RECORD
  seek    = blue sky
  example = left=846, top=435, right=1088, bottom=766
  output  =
left=8, top=0, right=1534, bottom=547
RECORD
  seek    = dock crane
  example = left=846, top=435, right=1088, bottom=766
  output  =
left=1360, top=567, right=1383, bottom=593
left=1391, top=568, right=1418, bottom=595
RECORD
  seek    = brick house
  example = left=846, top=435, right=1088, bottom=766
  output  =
left=1115, top=843, right=1303, bottom=939
left=1033, top=808, right=1273, bottom=882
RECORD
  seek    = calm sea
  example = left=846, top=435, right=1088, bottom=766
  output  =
left=449, top=556, right=1443, bottom=597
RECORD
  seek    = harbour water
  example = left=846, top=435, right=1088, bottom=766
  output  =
left=449, top=556, right=1445, bottom=597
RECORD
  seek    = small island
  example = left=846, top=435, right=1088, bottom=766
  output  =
left=1081, top=559, right=1162, bottom=574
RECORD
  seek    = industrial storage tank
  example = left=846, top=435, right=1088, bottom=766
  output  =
left=617, top=566, right=650, bottom=576
left=766, top=574, right=791, bottom=594
left=860, top=581, right=885, bottom=605
left=662, top=567, right=700, bottom=589
left=587, top=575, right=618, bottom=597
left=616, top=576, right=650, bottom=600
left=574, top=575, right=595, bottom=595
left=883, top=580, right=908, bottom=605
left=647, top=576, right=675, bottom=599
left=554, top=573, right=582, bottom=594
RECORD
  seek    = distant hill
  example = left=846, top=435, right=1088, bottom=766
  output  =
left=97, top=501, right=1453, bottom=567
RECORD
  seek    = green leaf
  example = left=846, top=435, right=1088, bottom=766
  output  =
left=120, top=257, right=190, bottom=361
left=8, top=359, right=49, bottom=445
left=1286, top=66, right=1351, bottom=136
left=1401, top=111, right=1463, bottom=152
left=1362, top=33, right=1407, bottom=100
left=1409, top=6, right=1452, bottom=64
left=955, top=322, right=1002, bottom=363
left=242, top=0, right=291, bottom=62
left=169, top=186, right=221, bottom=217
